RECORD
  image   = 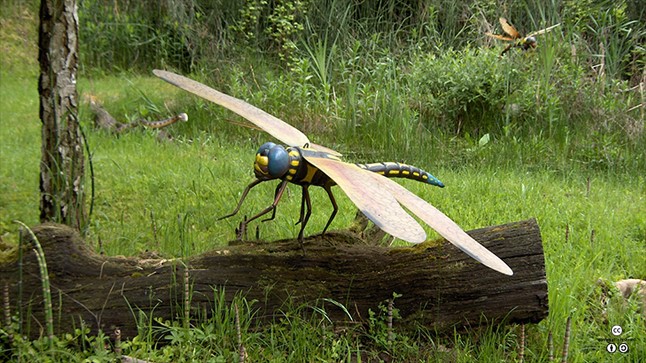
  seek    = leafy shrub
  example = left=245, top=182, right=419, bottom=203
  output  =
left=408, top=47, right=511, bottom=135
left=230, top=0, right=309, bottom=64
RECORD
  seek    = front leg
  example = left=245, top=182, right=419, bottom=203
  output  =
left=262, top=182, right=285, bottom=223
left=238, top=180, right=290, bottom=233
left=218, top=179, right=265, bottom=221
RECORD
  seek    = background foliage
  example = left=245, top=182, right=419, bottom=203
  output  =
left=75, top=0, right=645, bottom=169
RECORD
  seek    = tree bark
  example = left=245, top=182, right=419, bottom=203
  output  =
left=1, top=219, right=547, bottom=340
left=38, top=0, right=85, bottom=230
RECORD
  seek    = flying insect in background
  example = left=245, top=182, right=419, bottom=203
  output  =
left=486, top=17, right=560, bottom=56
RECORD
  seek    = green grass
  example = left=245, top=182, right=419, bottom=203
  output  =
left=0, top=71, right=40, bottom=233
left=1, top=1, right=645, bottom=361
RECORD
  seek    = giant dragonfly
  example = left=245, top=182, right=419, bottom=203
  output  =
left=153, top=70, right=513, bottom=276
left=486, top=17, right=560, bottom=56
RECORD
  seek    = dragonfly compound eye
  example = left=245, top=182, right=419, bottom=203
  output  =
left=254, top=142, right=277, bottom=178
left=267, top=145, right=289, bottom=178
left=257, top=142, right=277, bottom=156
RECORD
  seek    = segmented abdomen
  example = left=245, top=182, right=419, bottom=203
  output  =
left=356, top=162, right=444, bottom=188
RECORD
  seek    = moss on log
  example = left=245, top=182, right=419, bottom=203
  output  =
left=0, top=219, right=547, bottom=339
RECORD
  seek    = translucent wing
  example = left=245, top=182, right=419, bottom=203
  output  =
left=220, top=118, right=341, bottom=156
left=154, top=70, right=341, bottom=155
left=527, top=23, right=561, bottom=38
left=485, top=33, right=515, bottom=41
left=308, top=143, right=342, bottom=156
left=363, top=172, right=514, bottom=275
left=300, top=149, right=427, bottom=243
left=499, top=17, right=521, bottom=39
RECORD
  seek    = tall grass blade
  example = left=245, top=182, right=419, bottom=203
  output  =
left=14, top=221, right=54, bottom=348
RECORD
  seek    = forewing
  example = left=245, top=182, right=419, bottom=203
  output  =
left=366, top=173, right=513, bottom=275
left=527, top=23, right=561, bottom=37
left=300, top=150, right=426, bottom=243
left=485, top=33, right=515, bottom=41
left=308, top=143, right=342, bottom=157
left=499, top=17, right=521, bottom=39
left=154, top=70, right=310, bottom=148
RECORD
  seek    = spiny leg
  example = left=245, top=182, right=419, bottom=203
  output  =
left=321, top=184, right=338, bottom=235
left=239, top=180, right=289, bottom=233
left=218, top=179, right=265, bottom=221
left=262, top=182, right=284, bottom=222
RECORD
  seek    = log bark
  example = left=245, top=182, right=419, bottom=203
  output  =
left=0, top=219, right=547, bottom=339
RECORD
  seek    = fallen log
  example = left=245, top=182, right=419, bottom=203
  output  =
left=0, top=219, right=547, bottom=339
left=85, top=94, right=187, bottom=138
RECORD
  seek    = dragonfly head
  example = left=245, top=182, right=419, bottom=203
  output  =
left=254, top=142, right=289, bottom=180
left=523, top=36, right=537, bottom=49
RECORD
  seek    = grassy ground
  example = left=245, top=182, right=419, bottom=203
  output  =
left=1, top=2, right=645, bottom=362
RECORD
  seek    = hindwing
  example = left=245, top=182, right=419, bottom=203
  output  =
left=362, top=172, right=513, bottom=275
left=300, top=149, right=427, bottom=243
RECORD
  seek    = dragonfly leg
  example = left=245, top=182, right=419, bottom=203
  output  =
left=242, top=180, right=289, bottom=228
left=296, top=185, right=312, bottom=242
left=295, top=187, right=307, bottom=226
left=321, top=185, right=338, bottom=235
left=235, top=216, right=248, bottom=241
left=262, top=182, right=284, bottom=222
left=218, top=179, right=265, bottom=221
left=296, top=185, right=312, bottom=253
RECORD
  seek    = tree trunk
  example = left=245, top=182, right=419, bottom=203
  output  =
left=38, top=0, right=85, bottom=230
left=1, top=219, right=547, bottom=340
